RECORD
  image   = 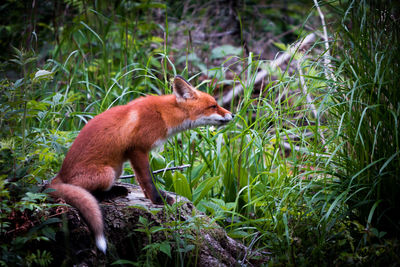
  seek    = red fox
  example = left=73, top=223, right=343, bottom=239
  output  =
left=49, top=76, right=233, bottom=253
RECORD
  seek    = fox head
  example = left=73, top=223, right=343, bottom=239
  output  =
left=171, top=76, right=233, bottom=130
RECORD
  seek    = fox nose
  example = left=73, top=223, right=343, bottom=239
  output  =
left=225, top=113, right=234, bottom=120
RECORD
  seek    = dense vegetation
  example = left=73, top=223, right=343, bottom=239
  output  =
left=1, top=0, right=399, bottom=266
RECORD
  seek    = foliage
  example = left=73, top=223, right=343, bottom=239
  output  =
left=329, top=0, right=400, bottom=233
left=1, top=0, right=399, bottom=266
left=0, top=179, right=60, bottom=266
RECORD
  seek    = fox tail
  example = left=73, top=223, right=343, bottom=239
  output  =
left=49, top=181, right=107, bottom=253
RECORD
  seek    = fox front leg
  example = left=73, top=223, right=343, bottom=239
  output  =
left=128, top=150, right=173, bottom=205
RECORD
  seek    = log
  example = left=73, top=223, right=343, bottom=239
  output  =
left=43, top=182, right=267, bottom=266
left=221, top=33, right=316, bottom=106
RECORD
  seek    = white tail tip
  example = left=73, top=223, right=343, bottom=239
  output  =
left=96, top=235, right=107, bottom=254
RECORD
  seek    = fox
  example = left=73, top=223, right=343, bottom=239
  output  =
left=48, top=76, right=233, bottom=253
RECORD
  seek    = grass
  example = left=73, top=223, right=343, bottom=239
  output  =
left=328, top=0, right=400, bottom=238
left=1, top=0, right=399, bottom=266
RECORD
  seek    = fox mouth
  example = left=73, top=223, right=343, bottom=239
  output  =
left=220, top=113, right=234, bottom=124
left=211, top=115, right=234, bottom=126
left=216, top=118, right=231, bottom=125
left=189, top=113, right=234, bottom=128
left=220, top=113, right=235, bottom=124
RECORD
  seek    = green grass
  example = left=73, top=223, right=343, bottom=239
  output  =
left=328, top=0, right=400, bottom=238
left=1, top=0, right=399, bottom=266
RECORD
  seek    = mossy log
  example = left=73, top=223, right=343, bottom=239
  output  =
left=44, top=182, right=267, bottom=266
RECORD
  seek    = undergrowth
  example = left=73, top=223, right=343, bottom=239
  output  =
left=0, top=0, right=399, bottom=266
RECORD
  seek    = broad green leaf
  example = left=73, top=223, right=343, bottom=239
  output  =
left=32, top=70, right=53, bottom=83
left=190, top=163, right=207, bottom=185
left=211, top=45, right=242, bottom=59
left=172, top=172, right=192, bottom=200
left=192, top=176, right=220, bottom=205
left=151, top=36, right=164, bottom=43
left=273, top=42, right=288, bottom=51
left=27, top=100, right=50, bottom=111
left=159, top=241, right=171, bottom=258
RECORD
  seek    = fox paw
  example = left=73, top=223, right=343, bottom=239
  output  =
left=151, top=191, right=175, bottom=205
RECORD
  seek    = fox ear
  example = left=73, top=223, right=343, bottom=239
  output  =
left=173, top=76, right=197, bottom=100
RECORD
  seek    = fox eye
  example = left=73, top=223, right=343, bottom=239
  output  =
left=209, top=105, right=217, bottom=109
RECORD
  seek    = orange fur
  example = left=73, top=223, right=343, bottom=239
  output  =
left=48, top=76, right=233, bottom=253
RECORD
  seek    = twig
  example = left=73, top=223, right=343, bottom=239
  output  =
left=279, top=130, right=323, bottom=140
left=119, top=164, right=191, bottom=179
left=297, top=61, right=317, bottom=117
left=271, top=33, right=316, bottom=69
left=4, top=206, right=69, bottom=236
left=240, top=233, right=262, bottom=265
left=297, top=62, right=321, bottom=121
left=313, top=0, right=336, bottom=82
left=207, top=30, right=237, bottom=38
left=221, top=33, right=316, bottom=106
left=297, top=60, right=326, bottom=145
left=282, top=142, right=328, bottom=158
